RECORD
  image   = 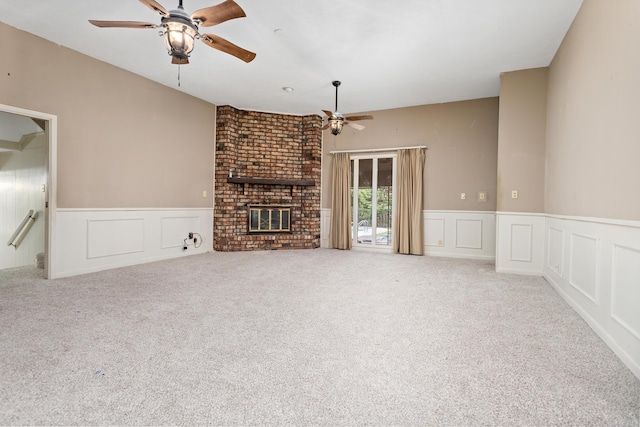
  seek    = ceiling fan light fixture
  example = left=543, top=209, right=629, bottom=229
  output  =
left=162, top=9, right=198, bottom=61
left=329, top=113, right=344, bottom=135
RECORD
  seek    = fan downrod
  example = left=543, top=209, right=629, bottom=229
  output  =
left=332, top=80, right=341, bottom=112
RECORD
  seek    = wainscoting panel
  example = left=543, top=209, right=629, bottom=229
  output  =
left=496, top=213, right=545, bottom=275
left=53, top=208, right=213, bottom=278
left=455, top=219, right=482, bottom=249
left=569, top=233, right=598, bottom=303
left=544, top=215, right=640, bottom=381
left=611, top=244, right=640, bottom=340
left=87, top=218, right=144, bottom=259
left=424, top=211, right=495, bottom=260
left=509, top=224, right=533, bottom=262
left=425, top=218, right=445, bottom=247
left=547, top=227, right=564, bottom=277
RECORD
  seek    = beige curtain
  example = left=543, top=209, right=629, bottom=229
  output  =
left=393, top=148, right=426, bottom=255
left=329, top=152, right=352, bottom=250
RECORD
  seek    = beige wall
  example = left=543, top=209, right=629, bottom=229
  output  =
left=0, top=22, right=216, bottom=209
left=497, top=68, right=547, bottom=213
left=546, top=0, right=640, bottom=220
left=321, top=98, right=499, bottom=211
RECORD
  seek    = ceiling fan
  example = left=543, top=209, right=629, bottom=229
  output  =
left=89, top=0, right=256, bottom=65
left=322, top=81, right=374, bottom=136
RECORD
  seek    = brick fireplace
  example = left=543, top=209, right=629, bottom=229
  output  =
left=214, top=106, right=322, bottom=251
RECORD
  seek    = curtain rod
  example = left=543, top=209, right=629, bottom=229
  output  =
left=329, top=145, right=427, bottom=154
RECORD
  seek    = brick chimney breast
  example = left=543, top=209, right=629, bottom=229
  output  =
left=214, top=106, right=322, bottom=251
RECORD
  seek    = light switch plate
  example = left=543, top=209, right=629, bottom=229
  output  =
left=478, top=191, right=486, bottom=202
left=460, top=192, right=466, bottom=200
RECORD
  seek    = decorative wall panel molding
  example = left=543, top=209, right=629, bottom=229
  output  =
left=509, top=224, right=533, bottom=262
left=569, top=233, right=598, bottom=303
left=87, top=218, right=144, bottom=259
left=496, top=213, right=545, bottom=275
left=544, top=215, right=640, bottom=381
left=547, top=227, right=564, bottom=277
left=425, top=218, right=445, bottom=247
left=611, top=244, right=640, bottom=340
left=424, top=211, right=495, bottom=260
left=54, top=208, right=213, bottom=278
left=455, top=219, right=482, bottom=249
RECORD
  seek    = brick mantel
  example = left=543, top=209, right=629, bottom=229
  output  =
left=214, top=106, right=322, bottom=251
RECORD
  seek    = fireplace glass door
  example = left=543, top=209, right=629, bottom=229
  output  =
left=249, top=206, right=291, bottom=233
left=351, top=155, right=396, bottom=249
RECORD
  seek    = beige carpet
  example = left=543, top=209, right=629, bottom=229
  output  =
left=0, top=249, right=638, bottom=425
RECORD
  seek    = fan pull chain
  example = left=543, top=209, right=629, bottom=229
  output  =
left=178, top=64, right=181, bottom=87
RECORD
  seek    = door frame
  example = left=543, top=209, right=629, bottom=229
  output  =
left=351, top=153, right=397, bottom=250
left=1, top=104, right=58, bottom=279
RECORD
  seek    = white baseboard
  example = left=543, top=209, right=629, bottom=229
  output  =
left=52, top=208, right=213, bottom=278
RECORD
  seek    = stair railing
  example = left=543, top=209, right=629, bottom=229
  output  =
left=7, top=209, right=38, bottom=248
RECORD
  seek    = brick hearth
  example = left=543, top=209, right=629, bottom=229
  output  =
left=214, top=106, right=322, bottom=251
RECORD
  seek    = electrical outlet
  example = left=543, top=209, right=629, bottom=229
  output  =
left=511, top=190, right=518, bottom=199
left=478, top=191, right=486, bottom=202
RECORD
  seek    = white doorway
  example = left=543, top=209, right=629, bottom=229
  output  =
left=0, top=104, right=57, bottom=279
left=351, top=154, right=396, bottom=250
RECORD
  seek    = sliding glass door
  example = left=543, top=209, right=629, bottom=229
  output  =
left=351, top=155, right=396, bottom=249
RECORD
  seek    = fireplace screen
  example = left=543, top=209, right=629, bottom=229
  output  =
left=249, top=206, right=291, bottom=233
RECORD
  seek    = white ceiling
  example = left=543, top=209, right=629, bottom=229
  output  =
left=0, top=0, right=583, bottom=116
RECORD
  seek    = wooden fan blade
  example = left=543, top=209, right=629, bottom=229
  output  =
left=139, top=0, right=169, bottom=16
left=345, top=115, right=373, bottom=121
left=322, top=110, right=334, bottom=117
left=346, top=122, right=366, bottom=131
left=89, top=20, right=158, bottom=29
left=172, top=56, right=189, bottom=65
left=321, top=123, right=329, bottom=130
left=192, top=0, right=246, bottom=27
left=201, top=34, right=256, bottom=63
